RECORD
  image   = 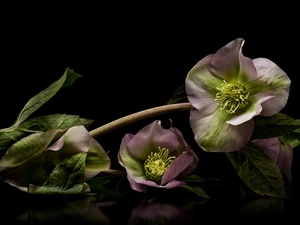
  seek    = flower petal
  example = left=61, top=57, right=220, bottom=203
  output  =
left=168, top=127, right=199, bottom=177
left=84, top=137, right=111, bottom=180
left=190, top=107, right=254, bottom=152
left=185, top=54, right=222, bottom=112
left=226, top=94, right=274, bottom=126
left=118, top=133, right=134, bottom=167
left=161, top=152, right=193, bottom=185
left=247, top=58, right=290, bottom=116
left=1, top=164, right=48, bottom=192
left=0, top=129, right=62, bottom=172
left=46, top=125, right=91, bottom=165
left=252, top=137, right=293, bottom=183
left=210, top=38, right=257, bottom=82
left=139, top=179, right=186, bottom=189
left=119, top=141, right=149, bottom=193
left=126, top=121, right=179, bottom=161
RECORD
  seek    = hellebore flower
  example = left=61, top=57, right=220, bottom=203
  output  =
left=118, top=120, right=199, bottom=193
left=252, top=137, right=293, bottom=183
left=0, top=125, right=110, bottom=194
left=185, top=38, right=291, bottom=152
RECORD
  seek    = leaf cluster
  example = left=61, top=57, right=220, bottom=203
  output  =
left=0, top=68, right=93, bottom=152
left=0, top=68, right=95, bottom=195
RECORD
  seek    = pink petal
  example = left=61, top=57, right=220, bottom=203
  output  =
left=161, top=152, right=193, bottom=185
left=118, top=133, right=134, bottom=167
left=46, top=126, right=91, bottom=166
left=227, top=94, right=275, bottom=126
left=127, top=173, right=148, bottom=193
left=185, top=54, right=221, bottom=113
left=126, top=121, right=179, bottom=161
left=46, top=125, right=90, bottom=154
left=139, top=179, right=186, bottom=189
left=210, top=38, right=257, bottom=82
left=168, top=127, right=199, bottom=177
left=250, top=58, right=291, bottom=116
left=252, top=137, right=293, bottom=183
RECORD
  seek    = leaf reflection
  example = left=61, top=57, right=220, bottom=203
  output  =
left=12, top=196, right=110, bottom=224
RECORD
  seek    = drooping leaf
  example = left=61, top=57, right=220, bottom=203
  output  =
left=0, top=129, right=62, bottom=172
left=251, top=113, right=300, bottom=140
left=0, top=68, right=81, bottom=133
left=226, top=142, right=287, bottom=198
left=35, top=153, right=87, bottom=195
left=167, top=84, right=188, bottom=105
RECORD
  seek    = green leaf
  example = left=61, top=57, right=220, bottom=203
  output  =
left=86, top=176, right=111, bottom=190
left=279, top=132, right=300, bottom=148
left=0, top=129, right=62, bottom=172
left=179, top=185, right=209, bottom=198
left=178, top=174, right=206, bottom=183
left=18, top=114, right=93, bottom=132
left=167, top=84, right=188, bottom=104
left=35, top=153, right=87, bottom=195
left=0, top=68, right=81, bottom=133
left=0, top=130, right=25, bottom=151
left=252, top=113, right=300, bottom=140
left=0, top=114, right=92, bottom=152
left=226, top=142, right=287, bottom=198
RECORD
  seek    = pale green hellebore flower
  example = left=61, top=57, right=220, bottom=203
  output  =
left=186, top=38, right=291, bottom=152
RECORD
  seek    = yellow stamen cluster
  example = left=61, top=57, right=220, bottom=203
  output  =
left=215, top=80, right=250, bottom=114
left=144, top=147, right=176, bottom=183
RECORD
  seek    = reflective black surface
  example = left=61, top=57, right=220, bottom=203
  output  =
left=1, top=173, right=299, bottom=225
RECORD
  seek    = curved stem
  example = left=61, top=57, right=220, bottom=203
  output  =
left=89, top=103, right=192, bottom=138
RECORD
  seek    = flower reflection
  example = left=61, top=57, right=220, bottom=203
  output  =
left=128, top=198, right=193, bottom=225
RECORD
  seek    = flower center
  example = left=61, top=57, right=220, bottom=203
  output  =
left=144, top=147, right=176, bottom=183
left=215, top=80, right=250, bottom=114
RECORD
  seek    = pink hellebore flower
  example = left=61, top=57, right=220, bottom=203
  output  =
left=252, top=137, right=293, bottom=183
left=185, top=38, right=291, bottom=152
left=118, top=120, right=199, bottom=193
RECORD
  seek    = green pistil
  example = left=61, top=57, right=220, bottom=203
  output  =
left=215, top=80, right=250, bottom=114
left=144, top=147, right=176, bottom=183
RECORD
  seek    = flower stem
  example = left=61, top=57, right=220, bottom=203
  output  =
left=89, top=103, right=192, bottom=138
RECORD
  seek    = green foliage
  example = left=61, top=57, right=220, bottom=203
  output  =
left=35, top=153, right=87, bottom=195
left=252, top=113, right=300, bottom=141
left=179, top=185, right=210, bottom=198
left=227, top=142, right=287, bottom=198
left=177, top=174, right=205, bottom=183
left=18, top=114, right=93, bottom=132
left=167, top=84, right=188, bottom=104
left=0, top=68, right=92, bottom=152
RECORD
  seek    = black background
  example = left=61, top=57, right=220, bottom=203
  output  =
left=0, top=3, right=299, bottom=224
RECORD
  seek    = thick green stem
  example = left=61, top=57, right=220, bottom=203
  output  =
left=89, top=103, right=192, bottom=138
